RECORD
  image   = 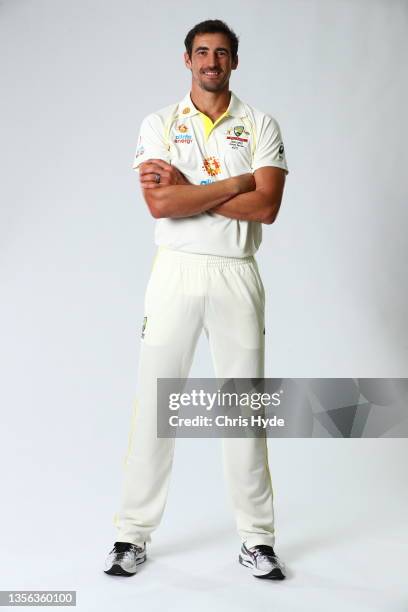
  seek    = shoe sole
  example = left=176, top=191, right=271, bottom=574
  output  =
left=104, top=554, right=147, bottom=577
left=239, top=554, right=286, bottom=580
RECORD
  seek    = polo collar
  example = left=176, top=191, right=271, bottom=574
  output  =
left=177, top=90, right=247, bottom=119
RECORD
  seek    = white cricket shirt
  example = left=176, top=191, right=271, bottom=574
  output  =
left=132, top=90, right=289, bottom=257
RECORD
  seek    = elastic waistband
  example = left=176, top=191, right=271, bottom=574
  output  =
left=156, top=246, right=256, bottom=267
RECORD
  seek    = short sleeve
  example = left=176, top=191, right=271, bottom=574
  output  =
left=132, top=113, right=171, bottom=171
left=252, top=115, right=289, bottom=175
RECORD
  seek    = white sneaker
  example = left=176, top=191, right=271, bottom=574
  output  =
left=104, top=541, right=147, bottom=576
left=239, top=542, right=286, bottom=580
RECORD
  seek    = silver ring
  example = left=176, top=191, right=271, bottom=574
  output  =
left=155, top=173, right=161, bottom=184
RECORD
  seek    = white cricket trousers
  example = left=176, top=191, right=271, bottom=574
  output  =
left=113, top=246, right=275, bottom=549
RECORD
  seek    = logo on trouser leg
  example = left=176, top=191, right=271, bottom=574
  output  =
left=141, top=316, right=147, bottom=339
left=263, top=327, right=265, bottom=335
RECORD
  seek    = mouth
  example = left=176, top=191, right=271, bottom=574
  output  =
left=202, top=70, right=222, bottom=78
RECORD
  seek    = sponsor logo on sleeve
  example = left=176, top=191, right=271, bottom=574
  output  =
left=135, top=144, right=145, bottom=158
left=141, top=316, right=147, bottom=339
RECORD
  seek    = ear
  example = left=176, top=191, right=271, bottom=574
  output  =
left=232, top=55, right=239, bottom=71
left=184, top=51, right=192, bottom=70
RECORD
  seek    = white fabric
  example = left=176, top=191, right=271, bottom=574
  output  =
left=132, top=91, right=289, bottom=258
left=113, top=246, right=276, bottom=549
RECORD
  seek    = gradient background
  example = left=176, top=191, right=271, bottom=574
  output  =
left=1, top=0, right=407, bottom=610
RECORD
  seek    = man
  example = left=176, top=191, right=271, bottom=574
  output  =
left=104, top=19, right=289, bottom=581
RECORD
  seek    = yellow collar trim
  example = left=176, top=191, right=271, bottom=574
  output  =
left=199, top=110, right=230, bottom=140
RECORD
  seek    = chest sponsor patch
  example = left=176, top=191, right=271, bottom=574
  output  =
left=202, top=156, right=222, bottom=177
left=173, top=122, right=193, bottom=144
left=174, top=134, right=193, bottom=144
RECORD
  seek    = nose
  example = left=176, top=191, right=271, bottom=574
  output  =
left=207, top=51, right=220, bottom=66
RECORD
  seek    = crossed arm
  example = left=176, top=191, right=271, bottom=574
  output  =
left=138, top=159, right=286, bottom=225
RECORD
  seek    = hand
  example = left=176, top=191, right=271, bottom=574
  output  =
left=233, top=172, right=256, bottom=194
left=139, top=159, right=190, bottom=189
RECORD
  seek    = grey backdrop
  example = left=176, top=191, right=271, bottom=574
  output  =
left=1, top=1, right=407, bottom=610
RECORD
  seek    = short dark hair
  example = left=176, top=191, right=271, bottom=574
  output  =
left=184, top=19, right=239, bottom=60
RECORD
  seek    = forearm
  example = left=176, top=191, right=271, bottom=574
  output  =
left=144, top=177, right=240, bottom=219
left=211, top=189, right=279, bottom=224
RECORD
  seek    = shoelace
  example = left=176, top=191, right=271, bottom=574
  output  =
left=251, top=546, right=285, bottom=569
left=110, top=542, right=142, bottom=559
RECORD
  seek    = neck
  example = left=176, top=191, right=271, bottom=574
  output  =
left=190, top=83, right=231, bottom=123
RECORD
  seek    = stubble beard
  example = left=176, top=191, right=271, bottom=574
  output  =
left=197, top=73, right=228, bottom=93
